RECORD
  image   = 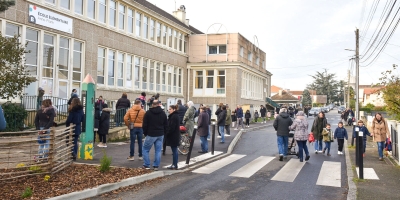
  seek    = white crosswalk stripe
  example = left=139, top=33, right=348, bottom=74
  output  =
left=271, top=159, right=305, bottom=182
left=356, top=168, right=379, bottom=179
left=192, top=154, right=246, bottom=174
left=163, top=151, right=223, bottom=169
left=229, top=156, right=274, bottom=178
left=316, top=161, right=341, bottom=187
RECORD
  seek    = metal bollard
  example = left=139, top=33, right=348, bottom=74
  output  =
left=351, top=122, right=356, bottom=146
left=211, top=122, right=216, bottom=155
left=354, top=122, right=359, bottom=167
left=186, top=126, right=197, bottom=165
left=358, top=130, right=364, bottom=179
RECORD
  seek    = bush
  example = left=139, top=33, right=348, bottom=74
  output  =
left=1, top=102, right=27, bottom=132
left=359, top=107, right=372, bottom=113
left=21, top=187, right=32, bottom=199
left=374, top=106, right=386, bottom=111
left=364, top=103, right=375, bottom=110
left=99, top=151, right=112, bottom=173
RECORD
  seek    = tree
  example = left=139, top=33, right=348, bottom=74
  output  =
left=0, top=33, right=36, bottom=99
left=378, top=64, right=400, bottom=120
left=337, top=80, right=347, bottom=105
left=302, top=89, right=312, bottom=106
left=0, top=0, right=15, bottom=12
left=306, top=69, right=340, bottom=104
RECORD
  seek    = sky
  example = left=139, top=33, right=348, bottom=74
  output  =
left=147, top=0, right=400, bottom=91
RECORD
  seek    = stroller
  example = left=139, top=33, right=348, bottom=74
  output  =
left=288, top=131, right=299, bottom=157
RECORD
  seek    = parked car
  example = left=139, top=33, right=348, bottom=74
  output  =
left=338, top=106, right=346, bottom=114
left=308, top=107, right=322, bottom=116
left=321, top=107, right=328, bottom=113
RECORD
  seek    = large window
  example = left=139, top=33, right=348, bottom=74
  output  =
left=209, top=45, right=226, bottom=54
left=127, top=9, right=134, bottom=33
left=75, top=0, right=83, bottom=14
left=109, top=0, right=116, bottom=27
left=168, top=27, right=172, bottom=48
left=195, top=71, right=203, bottom=89
left=241, top=72, right=263, bottom=99
left=178, top=69, right=182, bottom=93
left=150, top=19, right=155, bottom=41
left=168, top=66, right=172, bottom=92
left=87, top=0, right=95, bottom=19
left=143, top=16, right=148, bottom=39
left=156, top=63, right=161, bottom=90
left=117, top=53, right=124, bottom=86
left=142, top=59, right=148, bottom=89
left=206, top=70, right=213, bottom=88
left=97, top=47, right=106, bottom=84
left=119, top=4, right=125, bottom=30
left=194, top=69, right=226, bottom=96
left=217, top=70, right=225, bottom=94
left=73, top=41, right=83, bottom=92
left=134, top=57, right=140, bottom=89
left=149, top=61, right=154, bottom=90
left=58, top=37, right=69, bottom=80
left=178, top=32, right=182, bottom=51
left=162, top=25, right=167, bottom=45
left=61, top=0, right=70, bottom=10
left=156, top=22, right=161, bottom=43
left=25, top=29, right=39, bottom=76
left=98, top=0, right=106, bottom=23
left=108, top=50, right=115, bottom=86
left=42, top=34, right=54, bottom=79
left=136, top=13, right=141, bottom=36
left=173, top=67, right=177, bottom=93
left=5, top=23, right=20, bottom=38
left=162, top=64, right=166, bottom=91
left=126, top=55, right=133, bottom=88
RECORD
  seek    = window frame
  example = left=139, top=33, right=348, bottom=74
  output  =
left=208, top=45, right=227, bottom=55
left=118, top=4, right=125, bottom=30
left=109, top=0, right=116, bottom=27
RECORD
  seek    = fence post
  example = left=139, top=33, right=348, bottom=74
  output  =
left=69, top=125, right=74, bottom=160
left=48, top=128, right=56, bottom=173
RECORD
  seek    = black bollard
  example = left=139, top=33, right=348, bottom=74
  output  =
left=211, top=123, right=216, bottom=155
left=186, top=126, right=197, bottom=165
left=351, top=122, right=356, bottom=146
left=355, top=123, right=359, bottom=167
left=358, top=131, right=364, bottom=179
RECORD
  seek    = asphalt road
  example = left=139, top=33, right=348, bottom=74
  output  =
left=92, top=110, right=349, bottom=200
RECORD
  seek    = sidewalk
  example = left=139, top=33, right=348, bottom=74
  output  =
left=75, top=121, right=273, bottom=169
left=345, top=126, right=400, bottom=199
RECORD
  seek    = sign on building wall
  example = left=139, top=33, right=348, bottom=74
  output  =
left=28, top=5, right=73, bottom=34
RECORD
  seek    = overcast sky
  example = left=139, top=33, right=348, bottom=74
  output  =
left=148, top=0, right=400, bottom=91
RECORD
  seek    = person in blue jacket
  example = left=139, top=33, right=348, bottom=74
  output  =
left=353, top=120, right=371, bottom=157
left=0, top=105, right=6, bottom=131
left=235, top=105, right=244, bottom=130
left=66, top=98, right=84, bottom=161
left=334, top=122, right=348, bottom=155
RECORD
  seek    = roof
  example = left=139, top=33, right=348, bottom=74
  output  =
left=290, top=91, right=303, bottom=96
left=133, top=0, right=203, bottom=34
left=271, top=91, right=299, bottom=101
left=271, top=85, right=283, bottom=93
left=364, top=87, right=383, bottom=95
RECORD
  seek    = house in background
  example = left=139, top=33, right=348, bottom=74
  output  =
left=359, top=85, right=385, bottom=107
left=270, top=90, right=299, bottom=107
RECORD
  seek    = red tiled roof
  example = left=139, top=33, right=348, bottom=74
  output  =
left=271, top=85, right=282, bottom=93
left=290, top=91, right=303, bottom=96
left=271, top=91, right=299, bottom=101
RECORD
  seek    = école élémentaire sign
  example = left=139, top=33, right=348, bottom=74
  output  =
left=28, top=5, right=73, bottom=34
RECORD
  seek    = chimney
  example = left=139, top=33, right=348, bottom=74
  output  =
left=173, top=5, right=189, bottom=26
left=279, top=90, right=282, bottom=96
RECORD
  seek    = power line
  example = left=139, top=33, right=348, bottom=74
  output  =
left=268, top=58, right=348, bottom=69
left=360, top=0, right=381, bottom=40
left=361, top=0, right=392, bottom=47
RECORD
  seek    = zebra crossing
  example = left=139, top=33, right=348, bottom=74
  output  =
left=191, top=154, right=346, bottom=188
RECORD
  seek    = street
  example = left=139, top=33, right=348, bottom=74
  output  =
left=94, top=111, right=348, bottom=200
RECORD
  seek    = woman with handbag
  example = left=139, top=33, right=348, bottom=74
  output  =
left=289, top=111, right=310, bottom=162
left=311, top=112, right=327, bottom=154
left=34, top=99, right=55, bottom=161
left=371, top=113, right=390, bottom=161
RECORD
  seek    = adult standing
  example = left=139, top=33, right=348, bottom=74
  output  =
left=94, top=96, right=106, bottom=138
left=273, top=108, right=293, bottom=161
left=289, top=111, right=310, bottom=162
left=225, top=105, right=232, bottom=136
left=304, top=106, right=309, bottom=118
left=235, top=105, right=244, bottom=130
left=65, top=98, right=84, bottom=160
left=142, top=100, right=168, bottom=170
left=311, top=112, right=327, bottom=154
left=177, top=99, right=187, bottom=125
left=231, top=108, right=237, bottom=128
left=197, top=106, right=209, bottom=153
left=165, top=105, right=180, bottom=169
left=35, top=99, right=55, bottom=160
left=124, top=100, right=145, bottom=161
left=68, top=89, right=78, bottom=105
left=37, top=87, right=45, bottom=110
left=97, top=104, right=111, bottom=148
left=183, top=101, right=196, bottom=137
left=217, top=105, right=227, bottom=143
left=371, top=113, right=390, bottom=161
left=215, top=103, right=223, bottom=136
left=260, top=105, right=267, bottom=123
left=115, top=92, right=130, bottom=127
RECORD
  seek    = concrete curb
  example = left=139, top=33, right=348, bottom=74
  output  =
left=227, top=124, right=271, bottom=154
left=345, top=143, right=357, bottom=200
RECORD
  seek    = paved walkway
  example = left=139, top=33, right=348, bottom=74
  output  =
left=75, top=121, right=273, bottom=169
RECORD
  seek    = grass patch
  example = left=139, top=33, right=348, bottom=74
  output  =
left=348, top=145, right=356, bottom=149
left=21, top=187, right=32, bottom=199
left=99, top=151, right=112, bottom=173
left=353, top=177, right=367, bottom=183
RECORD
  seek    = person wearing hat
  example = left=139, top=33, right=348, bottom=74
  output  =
left=289, top=111, right=310, bottom=162
left=353, top=120, right=371, bottom=157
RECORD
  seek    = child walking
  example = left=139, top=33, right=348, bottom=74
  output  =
left=254, top=110, right=259, bottom=123
left=334, top=122, right=348, bottom=155
left=244, top=110, right=251, bottom=127
left=353, top=120, right=371, bottom=157
left=322, top=123, right=334, bottom=156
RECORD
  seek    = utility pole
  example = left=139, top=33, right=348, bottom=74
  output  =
left=347, top=69, right=350, bottom=107
left=355, top=29, right=360, bottom=121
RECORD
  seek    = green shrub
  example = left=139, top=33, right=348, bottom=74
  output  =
left=21, top=187, right=32, bottom=198
left=99, top=151, right=112, bottom=173
left=374, top=106, right=385, bottom=111
left=360, top=107, right=372, bottom=113
left=1, top=102, right=27, bottom=132
left=364, top=103, right=375, bottom=110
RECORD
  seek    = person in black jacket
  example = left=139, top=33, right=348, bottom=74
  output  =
left=142, top=100, right=168, bottom=170
left=260, top=105, right=267, bottom=123
left=94, top=96, right=106, bottom=140
left=67, top=89, right=79, bottom=105
left=166, top=105, right=180, bottom=170
left=217, top=105, right=227, bottom=143
left=177, top=99, right=187, bottom=125
left=35, top=99, right=55, bottom=159
left=273, top=108, right=293, bottom=161
left=98, top=105, right=111, bottom=148
left=115, top=92, right=130, bottom=127
left=245, top=110, right=251, bottom=127
left=66, top=98, right=84, bottom=160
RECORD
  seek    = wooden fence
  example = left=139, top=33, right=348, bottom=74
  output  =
left=0, top=125, right=75, bottom=181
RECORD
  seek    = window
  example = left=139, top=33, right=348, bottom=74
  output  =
left=143, top=16, right=148, bottom=39
left=173, top=67, right=177, bottom=93
left=150, top=19, right=155, bottom=41
left=208, top=45, right=226, bottom=54
left=97, top=47, right=106, bottom=84
left=173, top=30, right=177, bottom=50
left=178, top=68, right=182, bottom=93
left=87, top=0, right=95, bottom=19
left=162, top=64, right=166, bottom=91
left=59, top=37, right=69, bottom=80
left=241, top=72, right=263, bottom=99
left=119, top=4, right=125, bottom=30
left=256, top=57, right=259, bottom=65
left=162, top=25, right=167, bottom=45
left=73, top=41, right=83, bottom=89
left=248, top=51, right=252, bottom=61
left=109, top=0, right=116, bottom=27
left=126, top=55, right=133, bottom=88
left=156, top=63, right=161, bottom=90
left=156, top=22, right=161, bottom=43
left=240, top=46, right=244, bottom=57
left=108, top=50, right=115, bottom=86
left=134, top=57, right=140, bottom=89
left=5, top=23, right=19, bottom=38
left=25, top=28, right=39, bottom=76
left=206, top=70, right=213, bottom=88
left=149, top=61, right=155, bottom=90
left=61, top=0, right=70, bottom=10
left=75, top=0, right=83, bottom=14
left=117, top=53, right=124, bottom=86
left=168, top=27, right=172, bottom=48
left=195, top=71, right=203, bottom=89
left=136, top=13, right=141, bottom=36
left=127, top=9, right=134, bottom=33
left=142, top=59, right=148, bottom=89
left=45, top=0, right=55, bottom=4
left=178, top=33, right=182, bottom=51
left=184, top=36, right=187, bottom=53
left=217, top=70, right=225, bottom=94
left=98, top=0, right=106, bottom=23
left=168, top=66, right=172, bottom=92
left=42, top=34, right=54, bottom=79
